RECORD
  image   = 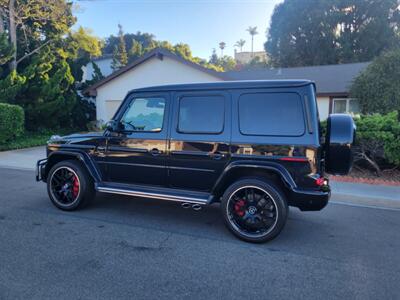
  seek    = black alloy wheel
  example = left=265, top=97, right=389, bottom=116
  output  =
left=47, top=160, right=94, bottom=211
left=221, top=178, right=288, bottom=243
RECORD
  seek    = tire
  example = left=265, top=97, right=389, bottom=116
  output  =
left=221, top=178, right=288, bottom=243
left=47, top=160, right=95, bottom=211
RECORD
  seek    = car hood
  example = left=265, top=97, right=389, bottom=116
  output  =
left=48, top=131, right=104, bottom=145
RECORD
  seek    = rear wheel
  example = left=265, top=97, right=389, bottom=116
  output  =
left=221, top=178, right=288, bottom=243
left=47, top=160, right=94, bottom=211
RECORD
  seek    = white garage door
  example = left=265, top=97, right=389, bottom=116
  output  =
left=105, top=100, right=123, bottom=121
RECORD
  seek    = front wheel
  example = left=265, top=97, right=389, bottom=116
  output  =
left=47, top=160, right=94, bottom=211
left=221, top=178, right=288, bottom=243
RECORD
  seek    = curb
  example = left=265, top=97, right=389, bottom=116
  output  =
left=329, top=175, right=400, bottom=187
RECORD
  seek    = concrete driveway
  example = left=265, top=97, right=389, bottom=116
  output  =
left=0, top=146, right=45, bottom=170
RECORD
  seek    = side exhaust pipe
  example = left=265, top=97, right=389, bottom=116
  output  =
left=191, top=204, right=202, bottom=211
left=181, top=203, right=202, bottom=211
left=181, top=203, right=191, bottom=209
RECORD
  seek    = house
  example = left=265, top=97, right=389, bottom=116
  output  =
left=84, top=48, right=224, bottom=122
left=84, top=48, right=370, bottom=122
left=81, top=54, right=113, bottom=82
left=234, top=50, right=268, bottom=64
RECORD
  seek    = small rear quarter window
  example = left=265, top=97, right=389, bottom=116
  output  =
left=238, top=92, right=305, bottom=136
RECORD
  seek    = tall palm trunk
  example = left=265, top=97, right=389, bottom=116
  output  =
left=9, top=0, right=17, bottom=71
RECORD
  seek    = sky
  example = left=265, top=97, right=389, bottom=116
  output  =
left=74, top=0, right=283, bottom=59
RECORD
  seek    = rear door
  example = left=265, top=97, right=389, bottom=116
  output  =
left=168, top=90, right=231, bottom=192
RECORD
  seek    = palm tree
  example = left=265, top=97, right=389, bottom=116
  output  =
left=219, top=42, right=226, bottom=56
left=247, top=26, right=259, bottom=57
left=235, top=39, right=246, bottom=52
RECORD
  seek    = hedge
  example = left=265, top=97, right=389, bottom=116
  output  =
left=0, top=103, right=24, bottom=142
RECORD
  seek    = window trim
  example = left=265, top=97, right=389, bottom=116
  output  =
left=237, top=91, right=306, bottom=137
left=332, top=98, right=359, bottom=114
left=119, top=96, right=166, bottom=133
left=176, top=94, right=226, bottom=135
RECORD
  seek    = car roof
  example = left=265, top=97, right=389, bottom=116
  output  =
left=128, top=80, right=314, bottom=94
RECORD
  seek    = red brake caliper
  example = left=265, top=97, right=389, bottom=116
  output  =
left=234, top=200, right=246, bottom=217
left=72, top=175, right=79, bottom=198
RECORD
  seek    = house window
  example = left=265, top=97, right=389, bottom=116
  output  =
left=332, top=98, right=360, bottom=115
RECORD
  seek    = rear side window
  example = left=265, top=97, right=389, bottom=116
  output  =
left=238, top=92, right=305, bottom=136
left=178, top=95, right=224, bottom=134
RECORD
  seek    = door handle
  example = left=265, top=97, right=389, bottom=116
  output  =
left=150, top=148, right=161, bottom=156
left=209, top=152, right=225, bottom=160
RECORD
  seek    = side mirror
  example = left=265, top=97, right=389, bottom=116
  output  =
left=105, top=120, right=119, bottom=132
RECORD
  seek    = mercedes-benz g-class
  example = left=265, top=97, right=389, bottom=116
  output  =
left=37, top=81, right=355, bottom=243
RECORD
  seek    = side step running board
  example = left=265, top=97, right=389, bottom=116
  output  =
left=96, top=183, right=211, bottom=205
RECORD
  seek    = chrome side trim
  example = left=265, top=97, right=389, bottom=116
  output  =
left=96, top=186, right=209, bottom=205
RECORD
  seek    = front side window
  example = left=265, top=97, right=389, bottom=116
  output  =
left=178, top=95, right=224, bottom=134
left=120, top=97, right=165, bottom=132
left=239, top=92, right=305, bottom=136
left=333, top=98, right=360, bottom=115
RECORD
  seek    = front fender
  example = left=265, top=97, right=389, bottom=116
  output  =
left=44, top=150, right=101, bottom=182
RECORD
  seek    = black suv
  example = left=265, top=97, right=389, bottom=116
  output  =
left=36, top=80, right=355, bottom=243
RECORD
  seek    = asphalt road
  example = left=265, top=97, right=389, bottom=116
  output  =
left=0, top=167, right=399, bottom=300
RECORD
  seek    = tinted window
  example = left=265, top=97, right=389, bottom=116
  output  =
left=239, top=92, right=305, bottom=136
left=178, top=95, right=224, bottom=134
left=121, top=97, right=165, bottom=132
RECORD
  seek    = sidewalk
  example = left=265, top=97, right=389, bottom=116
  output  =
left=330, top=181, right=400, bottom=201
left=330, top=181, right=400, bottom=209
left=0, top=146, right=45, bottom=170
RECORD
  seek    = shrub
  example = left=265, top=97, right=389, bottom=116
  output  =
left=0, top=103, right=24, bottom=143
left=350, top=49, right=400, bottom=114
left=354, top=111, right=400, bottom=174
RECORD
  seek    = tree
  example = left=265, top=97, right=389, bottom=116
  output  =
left=111, top=24, right=128, bottom=70
left=241, top=56, right=268, bottom=70
left=128, top=40, right=143, bottom=63
left=0, top=32, right=13, bottom=66
left=0, top=0, right=101, bottom=130
left=235, top=39, right=246, bottom=52
left=0, top=0, right=75, bottom=72
left=217, top=55, right=236, bottom=71
left=265, top=0, right=400, bottom=67
left=350, top=49, right=400, bottom=115
left=66, top=26, right=102, bottom=82
left=247, top=26, right=258, bottom=57
left=219, top=42, right=226, bottom=56
left=209, top=48, right=218, bottom=65
left=103, top=31, right=155, bottom=56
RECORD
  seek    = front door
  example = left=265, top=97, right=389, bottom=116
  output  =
left=168, top=91, right=231, bottom=192
left=104, top=93, right=169, bottom=186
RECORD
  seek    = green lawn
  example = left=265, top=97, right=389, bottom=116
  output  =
left=0, top=130, right=75, bottom=151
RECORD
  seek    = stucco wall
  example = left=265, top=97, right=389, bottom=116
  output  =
left=317, top=96, right=330, bottom=120
left=82, top=58, right=113, bottom=82
left=96, top=56, right=223, bottom=122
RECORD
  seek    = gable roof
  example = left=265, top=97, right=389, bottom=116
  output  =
left=84, top=48, right=225, bottom=96
left=224, top=62, right=370, bottom=95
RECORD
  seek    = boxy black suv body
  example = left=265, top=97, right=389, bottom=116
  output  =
left=37, top=80, right=355, bottom=242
